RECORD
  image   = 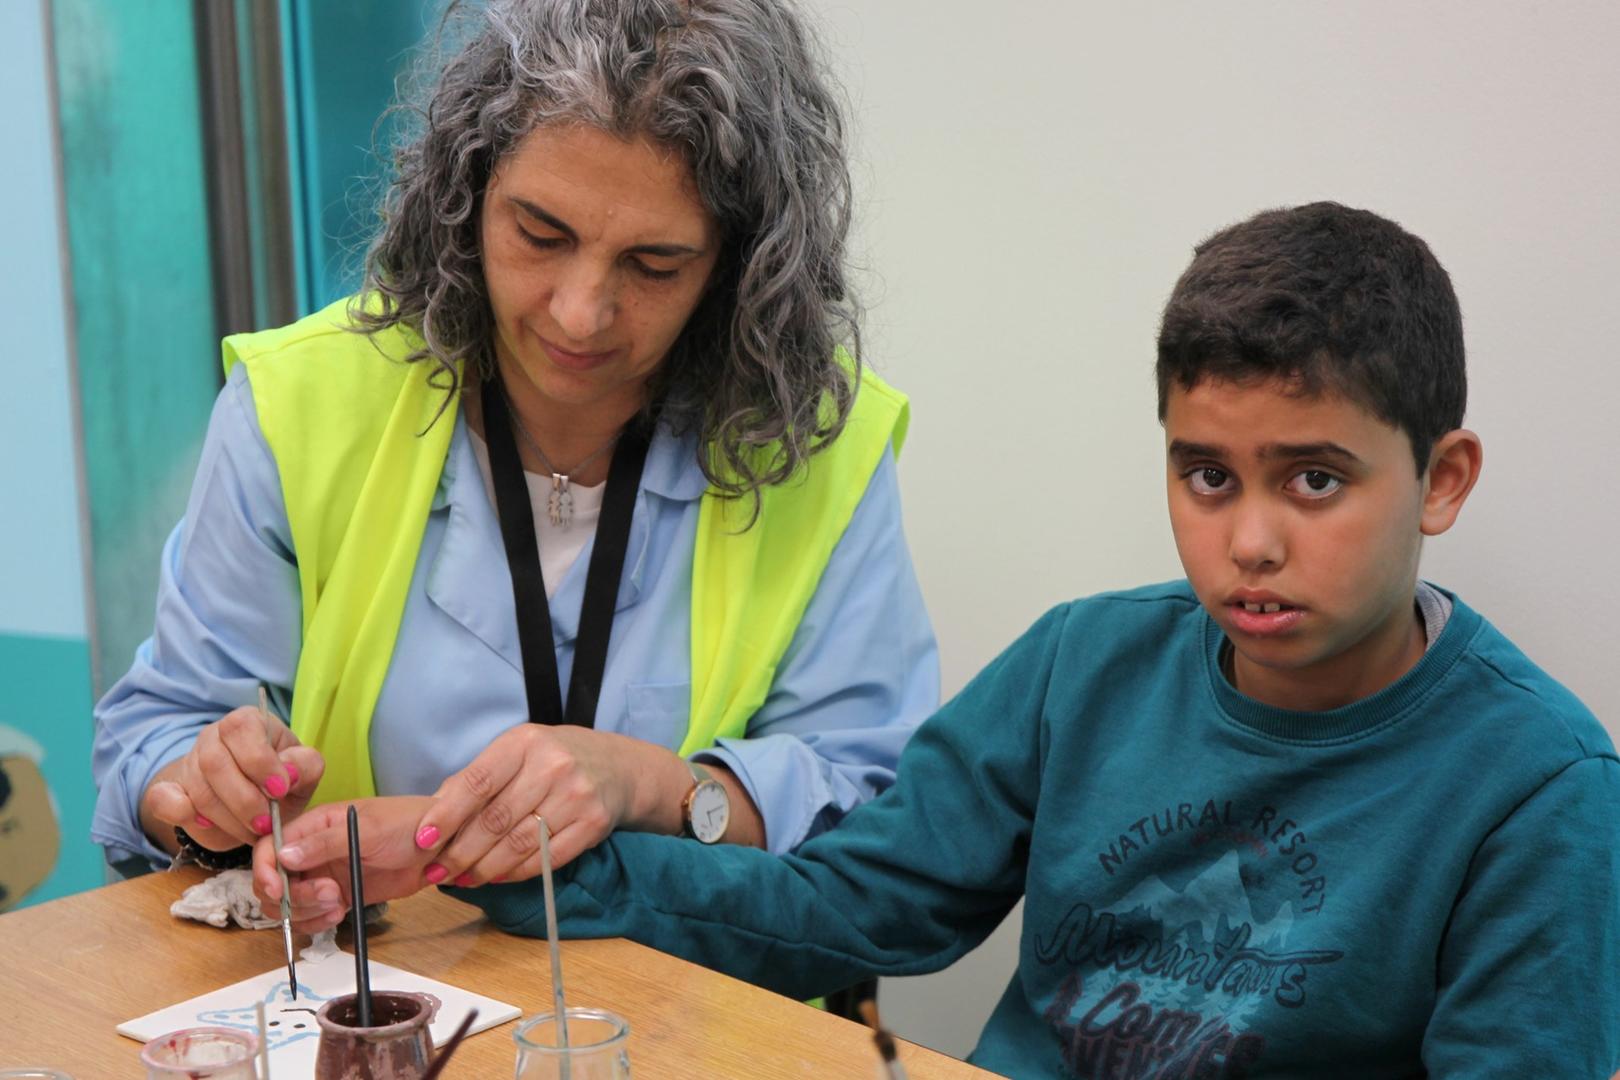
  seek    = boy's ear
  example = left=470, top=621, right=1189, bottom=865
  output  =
left=1420, top=429, right=1483, bottom=537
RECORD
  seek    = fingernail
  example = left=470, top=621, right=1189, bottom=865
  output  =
left=453, top=872, right=474, bottom=888
left=285, top=762, right=300, bottom=786
left=194, top=814, right=215, bottom=830
left=280, top=844, right=304, bottom=866
left=415, top=825, right=440, bottom=850
left=264, top=774, right=288, bottom=799
left=251, top=814, right=272, bottom=836
left=424, top=863, right=447, bottom=884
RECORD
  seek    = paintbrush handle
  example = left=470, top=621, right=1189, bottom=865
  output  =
left=268, top=800, right=299, bottom=1001
left=347, top=804, right=372, bottom=1027
left=538, top=816, right=570, bottom=1055
left=419, top=1008, right=478, bottom=1080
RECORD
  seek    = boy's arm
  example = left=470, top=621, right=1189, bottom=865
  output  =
left=458, top=605, right=1070, bottom=1000
left=1422, top=754, right=1620, bottom=1077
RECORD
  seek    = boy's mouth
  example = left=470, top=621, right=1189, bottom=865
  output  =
left=1226, top=598, right=1306, bottom=636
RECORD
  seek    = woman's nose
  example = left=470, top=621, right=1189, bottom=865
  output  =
left=548, top=266, right=615, bottom=342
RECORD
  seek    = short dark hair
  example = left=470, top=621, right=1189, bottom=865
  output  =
left=1155, top=202, right=1465, bottom=472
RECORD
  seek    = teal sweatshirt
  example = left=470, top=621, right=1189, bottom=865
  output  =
left=460, top=582, right=1620, bottom=1078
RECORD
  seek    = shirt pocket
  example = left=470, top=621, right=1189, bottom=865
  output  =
left=624, top=680, right=692, bottom=751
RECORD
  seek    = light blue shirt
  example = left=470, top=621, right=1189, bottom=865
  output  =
left=91, top=364, right=939, bottom=870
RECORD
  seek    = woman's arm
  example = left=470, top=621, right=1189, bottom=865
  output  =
left=693, top=444, right=940, bottom=852
left=405, top=442, right=935, bottom=886
left=91, top=366, right=313, bottom=869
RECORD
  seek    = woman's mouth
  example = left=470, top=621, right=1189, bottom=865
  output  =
left=540, top=336, right=616, bottom=372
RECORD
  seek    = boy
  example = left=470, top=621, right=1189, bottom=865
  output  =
left=271, top=203, right=1620, bottom=1076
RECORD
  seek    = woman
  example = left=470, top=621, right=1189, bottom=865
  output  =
left=91, top=0, right=937, bottom=926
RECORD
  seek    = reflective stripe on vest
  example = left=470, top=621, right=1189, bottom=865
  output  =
left=223, top=296, right=908, bottom=804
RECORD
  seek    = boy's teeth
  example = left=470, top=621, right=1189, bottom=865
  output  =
left=1242, top=602, right=1285, bottom=613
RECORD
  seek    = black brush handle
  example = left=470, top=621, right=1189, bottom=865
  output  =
left=347, top=804, right=372, bottom=1027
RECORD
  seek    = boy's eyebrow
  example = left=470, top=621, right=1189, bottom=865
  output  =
left=1166, top=439, right=1367, bottom=468
left=1167, top=440, right=1226, bottom=465
left=1257, top=441, right=1367, bottom=468
left=509, top=196, right=705, bottom=257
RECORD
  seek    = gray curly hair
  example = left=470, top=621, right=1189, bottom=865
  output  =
left=354, top=0, right=861, bottom=506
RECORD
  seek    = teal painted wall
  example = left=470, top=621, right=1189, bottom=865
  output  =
left=284, top=0, right=446, bottom=309
left=0, top=0, right=99, bottom=907
left=6, top=0, right=446, bottom=911
left=52, top=0, right=222, bottom=694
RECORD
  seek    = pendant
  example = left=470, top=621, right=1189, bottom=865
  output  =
left=548, top=474, right=574, bottom=528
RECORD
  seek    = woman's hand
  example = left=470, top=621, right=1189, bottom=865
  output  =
left=410, top=725, right=694, bottom=888
left=140, top=706, right=324, bottom=853
left=251, top=796, right=435, bottom=934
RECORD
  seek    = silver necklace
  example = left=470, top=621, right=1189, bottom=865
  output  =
left=500, top=392, right=620, bottom=528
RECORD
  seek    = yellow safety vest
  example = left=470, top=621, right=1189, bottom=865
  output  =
left=223, top=297, right=909, bottom=804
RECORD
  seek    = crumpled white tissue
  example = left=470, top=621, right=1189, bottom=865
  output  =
left=169, top=868, right=278, bottom=929
left=301, top=926, right=340, bottom=962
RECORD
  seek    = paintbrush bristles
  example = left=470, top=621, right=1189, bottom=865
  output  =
left=858, top=998, right=906, bottom=1078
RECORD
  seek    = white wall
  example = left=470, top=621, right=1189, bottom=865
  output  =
left=805, top=0, right=1620, bottom=1059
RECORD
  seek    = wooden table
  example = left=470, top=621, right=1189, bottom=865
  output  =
left=0, top=867, right=994, bottom=1077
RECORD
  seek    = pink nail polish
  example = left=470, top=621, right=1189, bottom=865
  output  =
left=252, top=814, right=272, bottom=836
left=285, top=762, right=300, bottom=787
left=194, top=814, right=215, bottom=830
left=454, top=873, right=474, bottom=888
left=415, top=825, right=440, bottom=850
left=264, top=774, right=288, bottom=799
left=424, top=863, right=447, bottom=884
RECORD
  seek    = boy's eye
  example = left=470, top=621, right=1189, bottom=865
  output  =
left=1285, top=470, right=1342, bottom=498
left=1187, top=467, right=1232, bottom=495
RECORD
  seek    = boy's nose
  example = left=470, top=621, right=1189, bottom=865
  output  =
left=1228, top=501, right=1285, bottom=571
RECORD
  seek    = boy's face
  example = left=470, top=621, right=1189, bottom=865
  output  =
left=1164, top=377, right=1438, bottom=711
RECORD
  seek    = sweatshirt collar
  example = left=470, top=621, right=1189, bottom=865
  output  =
left=1204, top=585, right=1482, bottom=743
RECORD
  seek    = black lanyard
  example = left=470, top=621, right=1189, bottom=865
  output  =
left=480, top=376, right=649, bottom=728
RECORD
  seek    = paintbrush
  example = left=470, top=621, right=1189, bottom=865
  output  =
left=347, top=803, right=373, bottom=1028
left=538, top=816, right=571, bottom=1070
left=419, top=1008, right=478, bottom=1080
left=858, top=998, right=909, bottom=1080
left=261, top=686, right=298, bottom=1002
left=255, top=998, right=271, bottom=1079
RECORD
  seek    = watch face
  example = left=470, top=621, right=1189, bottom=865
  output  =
left=688, top=781, right=730, bottom=844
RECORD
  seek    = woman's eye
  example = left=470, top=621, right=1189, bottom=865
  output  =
left=518, top=228, right=563, bottom=251
left=1285, top=470, right=1342, bottom=498
left=1187, top=467, right=1232, bottom=495
left=631, top=260, right=679, bottom=281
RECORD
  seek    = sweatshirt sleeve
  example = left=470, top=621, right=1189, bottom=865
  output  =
left=457, top=604, right=1070, bottom=1000
left=1421, top=754, right=1620, bottom=1077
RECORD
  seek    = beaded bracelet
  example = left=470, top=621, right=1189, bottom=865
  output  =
left=172, top=825, right=253, bottom=871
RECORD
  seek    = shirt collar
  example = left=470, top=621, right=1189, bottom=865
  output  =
left=439, top=413, right=710, bottom=508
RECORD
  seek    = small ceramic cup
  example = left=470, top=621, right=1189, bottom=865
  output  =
left=313, top=991, right=441, bottom=1080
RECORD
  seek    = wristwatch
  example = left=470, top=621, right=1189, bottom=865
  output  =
left=681, top=760, right=731, bottom=844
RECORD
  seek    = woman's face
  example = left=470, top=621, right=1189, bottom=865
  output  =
left=480, top=123, right=721, bottom=425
